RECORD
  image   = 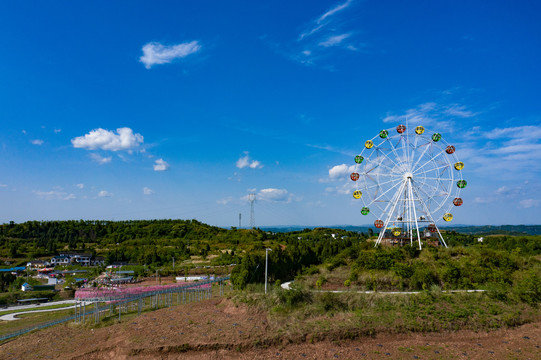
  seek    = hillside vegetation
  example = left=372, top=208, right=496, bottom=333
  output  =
left=1, top=220, right=540, bottom=302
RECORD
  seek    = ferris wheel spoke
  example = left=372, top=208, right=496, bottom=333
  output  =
left=362, top=177, right=401, bottom=191
left=416, top=176, right=453, bottom=181
left=363, top=145, right=405, bottom=174
left=384, top=136, right=409, bottom=171
left=415, top=185, right=450, bottom=214
left=400, top=133, right=411, bottom=170
left=411, top=147, right=448, bottom=175
left=410, top=183, right=438, bottom=222
left=408, top=133, right=421, bottom=172
left=362, top=155, right=398, bottom=174
left=410, top=142, right=432, bottom=171
left=362, top=172, right=402, bottom=179
left=365, top=178, right=404, bottom=207
left=360, top=150, right=398, bottom=171
left=417, top=180, right=450, bottom=197
left=377, top=181, right=407, bottom=225
left=377, top=147, right=407, bottom=172
left=413, top=163, right=451, bottom=177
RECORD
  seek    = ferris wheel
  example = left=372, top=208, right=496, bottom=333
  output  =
left=351, top=124, right=466, bottom=249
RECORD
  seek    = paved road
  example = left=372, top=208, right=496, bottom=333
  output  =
left=0, top=300, right=92, bottom=321
left=1, top=299, right=78, bottom=311
left=281, top=281, right=485, bottom=294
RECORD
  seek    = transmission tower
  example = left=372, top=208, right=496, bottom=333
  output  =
left=248, top=193, right=256, bottom=228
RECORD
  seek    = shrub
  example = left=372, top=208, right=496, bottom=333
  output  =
left=315, top=275, right=327, bottom=289
left=327, top=256, right=346, bottom=271
left=303, top=265, right=320, bottom=276
left=512, top=270, right=541, bottom=305
left=410, top=265, right=438, bottom=290
left=316, top=292, right=348, bottom=314
left=276, top=287, right=312, bottom=308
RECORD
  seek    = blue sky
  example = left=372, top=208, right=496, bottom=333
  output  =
left=0, top=0, right=540, bottom=227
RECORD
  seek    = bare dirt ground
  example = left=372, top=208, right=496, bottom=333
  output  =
left=1, top=298, right=540, bottom=360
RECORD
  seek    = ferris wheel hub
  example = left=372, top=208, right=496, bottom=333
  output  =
left=404, top=172, right=413, bottom=179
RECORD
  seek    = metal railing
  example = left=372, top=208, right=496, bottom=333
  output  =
left=0, top=276, right=229, bottom=343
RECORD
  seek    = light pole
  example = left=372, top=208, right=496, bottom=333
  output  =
left=265, top=248, right=272, bottom=294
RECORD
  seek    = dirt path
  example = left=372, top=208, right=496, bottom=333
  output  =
left=1, top=299, right=539, bottom=359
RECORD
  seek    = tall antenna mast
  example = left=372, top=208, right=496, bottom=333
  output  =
left=248, top=193, right=256, bottom=228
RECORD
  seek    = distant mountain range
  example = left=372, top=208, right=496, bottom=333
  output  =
left=259, top=224, right=541, bottom=236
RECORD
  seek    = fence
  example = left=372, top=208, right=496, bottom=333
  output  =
left=0, top=276, right=229, bottom=343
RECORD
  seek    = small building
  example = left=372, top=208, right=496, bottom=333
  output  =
left=51, top=252, right=101, bottom=267
left=92, top=256, right=105, bottom=266
left=58, top=252, right=92, bottom=266
left=50, top=255, right=70, bottom=266
left=21, top=282, right=33, bottom=291
left=27, top=260, right=50, bottom=269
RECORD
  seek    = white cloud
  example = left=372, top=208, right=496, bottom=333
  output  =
left=300, top=0, right=353, bottom=40
left=257, top=188, right=295, bottom=203
left=328, top=164, right=356, bottom=180
left=485, top=125, right=541, bottom=141
left=473, top=197, right=491, bottom=204
left=90, top=153, right=112, bottom=165
left=75, top=183, right=84, bottom=189
left=34, top=190, right=75, bottom=201
left=153, top=158, right=169, bottom=171
left=31, top=139, right=44, bottom=146
left=249, top=160, right=262, bottom=169
left=519, top=198, right=540, bottom=208
left=54, top=129, right=62, bottom=133
left=72, top=127, right=143, bottom=152
left=98, top=190, right=113, bottom=197
left=381, top=101, right=478, bottom=134
left=0, top=183, right=7, bottom=188
left=472, top=124, right=541, bottom=173
left=319, top=33, right=351, bottom=47
left=217, top=196, right=233, bottom=205
left=444, top=105, right=477, bottom=118
left=236, top=152, right=263, bottom=169
left=143, top=187, right=154, bottom=195
left=140, top=41, right=201, bottom=69
left=227, top=172, right=241, bottom=182
left=317, top=0, right=353, bottom=24
left=288, top=0, right=358, bottom=67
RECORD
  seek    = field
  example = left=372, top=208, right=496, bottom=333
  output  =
left=0, top=295, right=540, bottom=359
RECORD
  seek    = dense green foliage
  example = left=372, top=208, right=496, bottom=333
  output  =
left=231, top=228, right=366, bottom=288
left=0, top=219, right=258, bottom=266
left=1, top=220, right=540, bottom=303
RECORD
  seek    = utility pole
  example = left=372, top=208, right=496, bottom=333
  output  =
left=239, top=213, right=241, bottom=229
left=265, top=248, right=272, bottom=294
left=248, top=193, right=256, bottom=228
